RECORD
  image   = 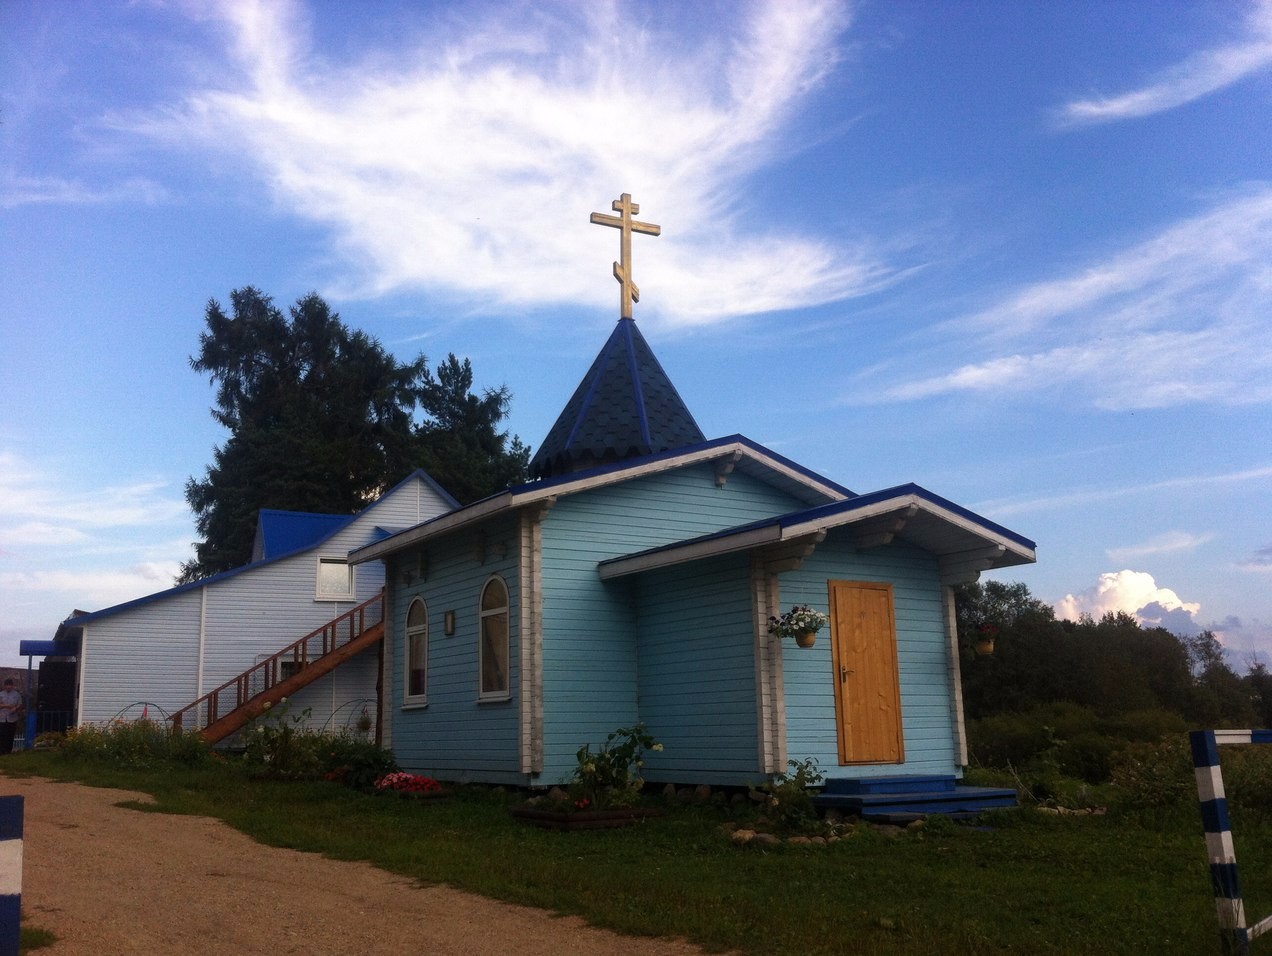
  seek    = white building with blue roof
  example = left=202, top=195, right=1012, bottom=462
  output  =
left=53, top=469, right=456, bottom=734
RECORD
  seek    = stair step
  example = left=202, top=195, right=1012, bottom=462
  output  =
left=822, top=774, right=957, bottom=796
left=813, top=783, right=1017, bottom=818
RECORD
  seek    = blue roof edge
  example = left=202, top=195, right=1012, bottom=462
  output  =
left=789, top=483, right=1037, bottom=551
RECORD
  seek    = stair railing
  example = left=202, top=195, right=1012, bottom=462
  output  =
left=169, top=589, right=385, bottom=737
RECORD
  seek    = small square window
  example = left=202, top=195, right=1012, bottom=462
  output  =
left=316, top=557, right=355, bottom=600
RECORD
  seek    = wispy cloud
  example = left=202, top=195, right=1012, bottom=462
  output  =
left=847, top=188, right=1272, bottom=411
left=1239, top=546, right=1272, bottom=572
left=106, top=0, right=885, bottom=326
left=1108, top=531, right=1216, bottom=562
left=0, top=452, right=188, bottom=532
left=1055, top=0, right=1272, bottom=127
left=978, top=465, right=1272, bottom=518
left=0, top=173, right=168, bottom=209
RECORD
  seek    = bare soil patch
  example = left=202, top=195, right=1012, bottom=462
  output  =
left=3, top=775, right=712, bottom=956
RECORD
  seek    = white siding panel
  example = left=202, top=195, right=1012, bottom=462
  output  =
left=79, top=588, right=204, bottom=725
left=74, top=475, right=451, bottom=731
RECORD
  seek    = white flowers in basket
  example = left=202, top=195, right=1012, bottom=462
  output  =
left=767, top=605, right=830, bottom=639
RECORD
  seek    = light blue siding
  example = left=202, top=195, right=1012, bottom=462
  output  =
left=380, top=459, right=968, bottom=789
left=778, top=531, right=959, bottom=779
left=537, top=465, right=804, bottom=783
left=633, top=552, right=761, bottom=784
left=387, top=514, right=523, bottom=783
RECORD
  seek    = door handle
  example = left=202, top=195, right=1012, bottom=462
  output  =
left=840, top=664, right=853, bottom=682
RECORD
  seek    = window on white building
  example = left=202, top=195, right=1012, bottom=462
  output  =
left=316, top=557, right=355, bottom=600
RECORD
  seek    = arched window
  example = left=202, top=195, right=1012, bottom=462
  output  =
left=405, top=598, right=428, bottom=702
left=479, top=577, right=509, bottom=699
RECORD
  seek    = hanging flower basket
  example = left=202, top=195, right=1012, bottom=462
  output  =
left=974, top=624, right=999, bottom=656
left=768, top=606, right=829, bottom=649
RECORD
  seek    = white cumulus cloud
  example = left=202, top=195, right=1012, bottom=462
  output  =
left=1055, top=569, right=1201, bottom=630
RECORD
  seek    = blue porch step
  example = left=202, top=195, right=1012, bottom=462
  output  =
left=813, top=774, right=1016, bottom=820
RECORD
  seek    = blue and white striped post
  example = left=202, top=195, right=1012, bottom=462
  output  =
left=0, top=795, right=22, bottom=956
left=1191, top=729, right=1272, bottom=955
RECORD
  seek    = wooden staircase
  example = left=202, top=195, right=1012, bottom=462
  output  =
left=169, top=590, right=385, bottom=745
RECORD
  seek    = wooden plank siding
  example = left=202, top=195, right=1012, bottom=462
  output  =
left=534, top=465, right=809, bottom=784
left=632, top=552, right=763, bottom=785
left=776, top=532, right=962, bottom=779
left=385, top=514, right=524, bottom=784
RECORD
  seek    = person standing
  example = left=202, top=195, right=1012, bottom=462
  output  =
left=0, top=678, right=23, bottom=754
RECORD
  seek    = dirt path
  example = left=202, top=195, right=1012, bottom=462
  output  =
left=2, top=775, right=713, bottom=956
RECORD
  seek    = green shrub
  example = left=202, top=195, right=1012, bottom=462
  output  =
left=1218, top=745, right=1272, bottom=812
left=751, top=757, right=824, bottom=834
left=571, top=724, right=662, bottom=808
left=240, top=700, right=323, bottom=778
left=1103, top=708, right=1190, bottom=742
left=318, top=735, right=399, bottom=790
left=1056, top=731, right=1118, bottom=783
left=1109, top=736, right=1193, bottom=810
left=57, top=719, right=211, bottom=768
left=967, top=712, right=1052, bottom=769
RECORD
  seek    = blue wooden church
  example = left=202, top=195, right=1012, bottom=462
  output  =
left=351, top=194, right=1035, bottom=802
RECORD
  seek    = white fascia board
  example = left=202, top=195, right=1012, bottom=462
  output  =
left=530, top=441, right=848, bottom=504
left=599, top=493, right=1035, bottom=581
left=781, top=495, right=1036, bottom=564
left=353, top=441, right=850, bottom=567
left=598, top=523, right=782, bottom=580
left=349, top=491, right=514, bottom=564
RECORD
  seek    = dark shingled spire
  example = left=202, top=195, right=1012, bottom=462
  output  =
left=529, top=318, right=705, bottom=480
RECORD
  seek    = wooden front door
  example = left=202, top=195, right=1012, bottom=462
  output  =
left=830, top=581, right=904, bottom=765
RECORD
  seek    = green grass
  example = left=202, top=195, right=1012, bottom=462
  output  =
left=1, top=752, right=1261, bottom=955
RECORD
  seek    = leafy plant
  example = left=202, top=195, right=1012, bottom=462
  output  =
left=240, top=699, right=320, bottom=778
left=319, top=735, right=398, bottom=790
left=571, top=724, right=663, bottom=808
left=57, top=718, right=210, bottom=768
left=752, top=757, right=824, bottom=834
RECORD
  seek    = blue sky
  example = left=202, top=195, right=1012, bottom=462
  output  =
left=2, top=0, right=1270, bottom=668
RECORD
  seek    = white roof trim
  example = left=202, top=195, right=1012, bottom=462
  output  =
left=598, top=493, right=1036, bottom=581
left=350, top=439, right=848, bottom=565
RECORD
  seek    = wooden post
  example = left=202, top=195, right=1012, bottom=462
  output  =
left=0, top=795, right=22, bottom=956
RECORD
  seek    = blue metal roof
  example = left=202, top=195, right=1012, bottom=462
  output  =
left=256, top=510, right=354, bottom=561
left=529, top=318, right=705, bottom=479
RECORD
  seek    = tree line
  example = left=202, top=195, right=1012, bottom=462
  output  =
left=956, top=579, right=1259, bottom=727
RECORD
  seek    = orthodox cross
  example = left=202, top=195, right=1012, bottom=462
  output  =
left=590, top=193, right=660, bottom=320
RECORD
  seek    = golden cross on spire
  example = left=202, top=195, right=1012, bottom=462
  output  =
left=590, top=192, right=660, bottom=320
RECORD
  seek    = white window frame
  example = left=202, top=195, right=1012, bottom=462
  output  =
left=478, top=575, right=510, bottom=701
left=315, top=556, right=355, bottom=601
left=404, top=597, right=428, bottom=706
